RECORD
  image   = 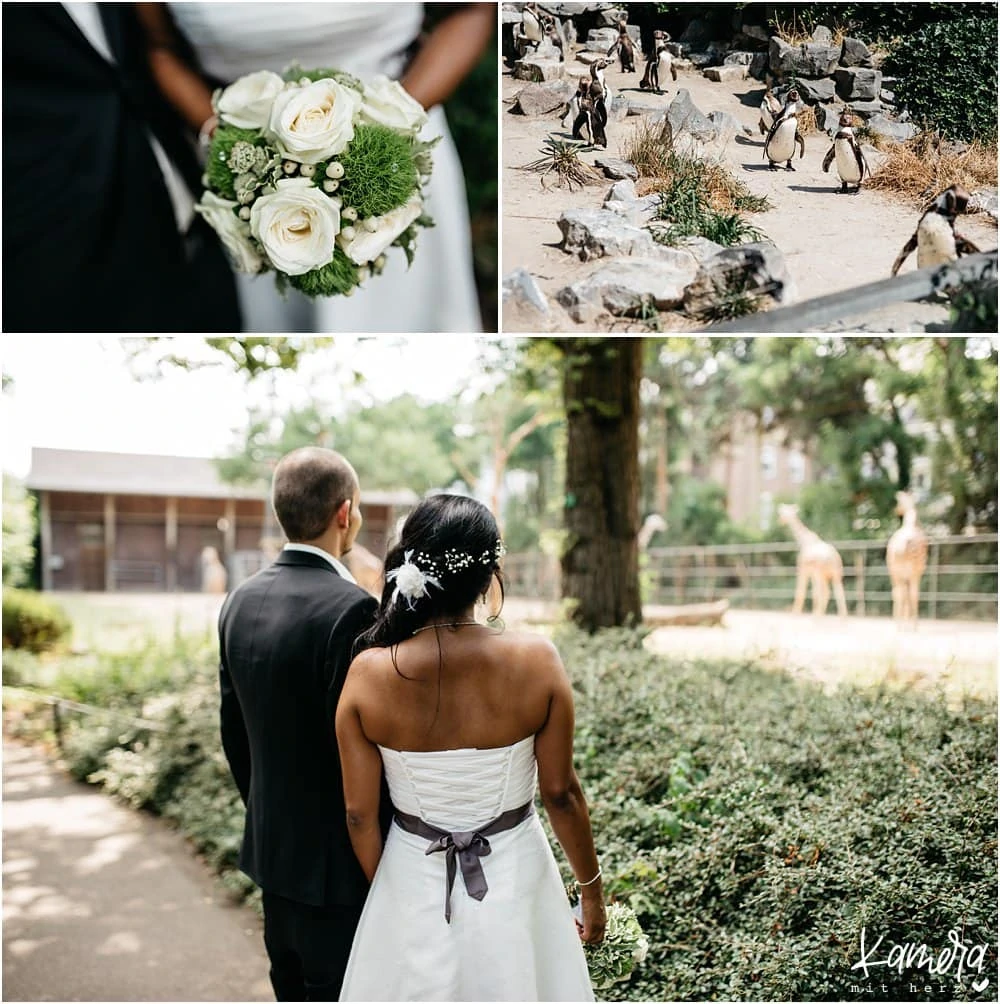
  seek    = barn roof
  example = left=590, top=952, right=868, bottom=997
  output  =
left=25, top=448, right=419, bottom=506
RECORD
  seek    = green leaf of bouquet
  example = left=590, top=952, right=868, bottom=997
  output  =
left=287, top=246, right=359, bottom=298
left=339, top=124, right=419, bottom=219
left=282, top=64, right=364, bottom=92
left=206, top=125, right=265, bottom=200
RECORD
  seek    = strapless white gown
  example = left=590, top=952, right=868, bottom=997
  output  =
left=168, top=2, right=483, bottom=333
left=339, top=736, right=595, bottom=1002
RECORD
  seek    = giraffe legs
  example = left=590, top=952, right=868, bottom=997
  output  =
left=792, top=569, right=808, bottom=614
left=813, top=575, right=830, bottom=615
left=832, top=576, right=848, bottom=617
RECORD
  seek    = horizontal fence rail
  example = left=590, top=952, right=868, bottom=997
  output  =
left=504, top=534, right=998, bottom=621
left=703, top=251, right=997, bottom=333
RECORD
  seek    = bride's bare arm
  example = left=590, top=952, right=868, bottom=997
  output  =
left=135, top=2, right=215, bottom=135
left=401, top=3, right=495, bottom=109
left=533, top=643, right=607, bottom=944
left=336, top=664, right=384, bottom=882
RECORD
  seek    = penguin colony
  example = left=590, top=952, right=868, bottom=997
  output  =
left=517, top=4, right=987, bottom=276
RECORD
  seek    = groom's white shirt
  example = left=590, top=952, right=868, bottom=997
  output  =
left=282, top=543, right=358, bottom=585
left=62, top=2, right=195, bottom=233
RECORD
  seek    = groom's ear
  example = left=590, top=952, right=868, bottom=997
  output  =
left=335, top=498, right=352, bottom=528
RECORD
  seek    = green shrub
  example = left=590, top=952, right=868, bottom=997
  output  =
left=2, top=589, right=70, bottom=652
left=551, top=627, right=998, bottom=1001
left=888, top=15, right=999, bottom=142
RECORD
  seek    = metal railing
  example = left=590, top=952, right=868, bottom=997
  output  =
left=503, top=534, right=998, bottom=621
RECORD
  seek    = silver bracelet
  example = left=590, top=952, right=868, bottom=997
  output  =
left=576, top=867, right=602, bottom=887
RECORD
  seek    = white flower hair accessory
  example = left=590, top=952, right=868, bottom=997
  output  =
left=385, top=550, right=441, bottom=610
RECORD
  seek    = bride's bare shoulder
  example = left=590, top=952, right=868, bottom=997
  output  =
left=494, top=628, right=565, bottom=670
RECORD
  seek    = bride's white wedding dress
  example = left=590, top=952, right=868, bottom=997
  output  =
left=339, top=736, right=595, bottom=1002
left=168, top=2, right=483, bottom=333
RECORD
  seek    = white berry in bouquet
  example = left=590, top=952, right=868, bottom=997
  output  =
left=195, top=63, right=439, bottom=299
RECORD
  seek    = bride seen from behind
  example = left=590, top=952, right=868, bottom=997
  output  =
left=335, top=495, right=606, bottom=1002
left=136, top=2, right=492, bottom=333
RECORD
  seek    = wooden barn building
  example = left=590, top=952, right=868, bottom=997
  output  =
left=26, top=448, right=417, bottom=593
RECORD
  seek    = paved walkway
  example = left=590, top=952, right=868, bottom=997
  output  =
left=2, top=742, right=272, bottom=1002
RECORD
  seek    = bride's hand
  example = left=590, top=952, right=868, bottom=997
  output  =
left=576, top=889, right=607, bottom=945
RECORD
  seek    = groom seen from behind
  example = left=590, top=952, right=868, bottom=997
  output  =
left=218, top=448, right=377, bottom=1000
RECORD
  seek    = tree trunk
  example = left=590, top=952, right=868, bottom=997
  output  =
left=559, top=338, right=642, bottom=629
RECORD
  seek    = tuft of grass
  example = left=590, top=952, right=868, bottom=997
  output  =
left=866, top=130, right=998, bottom=213
left=624, top=120, right=773, bottom=216
left=519, top=137, right=604, bottom=191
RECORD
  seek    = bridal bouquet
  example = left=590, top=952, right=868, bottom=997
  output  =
left=196, top=65, right=437, bottom=298
left=578, top=901, right=650, bottom=992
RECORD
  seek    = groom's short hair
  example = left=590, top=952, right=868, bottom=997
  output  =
left=271, top=447, right=358, bottom=542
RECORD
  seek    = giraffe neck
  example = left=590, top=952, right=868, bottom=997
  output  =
left=787, top=519, right=816, bottom=546
left=901, top=507, right=918, bottom=530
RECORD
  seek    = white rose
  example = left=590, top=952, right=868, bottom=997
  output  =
left=339, top=194, right=422, bottom=265
left=215, top=70, right=285, bottom=130
left=249, top=178, right=341, bottom=275
left=195, top=192, right=265, bottom=274
left=267, top=79, right=361, bottom=164
left=358, top=75, right=429, bottom=134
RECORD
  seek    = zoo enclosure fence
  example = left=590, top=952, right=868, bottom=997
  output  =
left=502, top=533, right=998, bottom=621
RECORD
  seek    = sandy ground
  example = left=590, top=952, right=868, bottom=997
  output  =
left=501, top=57, right=997, bottom=332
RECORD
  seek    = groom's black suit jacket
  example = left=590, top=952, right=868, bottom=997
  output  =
left=1, top=3, right=239, bottom=333
left=219, top=550, right=378, bottom=908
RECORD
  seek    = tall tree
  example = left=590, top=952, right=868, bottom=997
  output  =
left=556, top=338, right=642, bottom=630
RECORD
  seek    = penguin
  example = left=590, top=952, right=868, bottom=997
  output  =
left=589, top=56, right=613, bottom=107
left=572, top=95, right=607, bottom=149
left=516, top=2, right=543, bottom=58
left=587, top=76, right=609, bottom=141
left=758, top=87, right=782, bottom=136
left=562, top=76, right=590, bottom=131
left=640, top=31, right=676, bottom=94
left=822, top=112, right=869, bottom=193
left=540, top=13, right=564, bottom=60
left=891, top=184, right=982, bottom=275
left=763, top=90, right=805, bottom=171
left=607, top=19, right=635, bottom=73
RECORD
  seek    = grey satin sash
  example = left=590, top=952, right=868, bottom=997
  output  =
left=394, top=801, right=535, bottom=923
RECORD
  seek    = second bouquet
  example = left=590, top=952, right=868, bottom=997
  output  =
left=197, top=66, right=437, bottom=298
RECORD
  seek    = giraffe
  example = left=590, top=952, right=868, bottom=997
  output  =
left=777, top=504, right=848, bottom=616
left=886, top=491, right=928, bottom=623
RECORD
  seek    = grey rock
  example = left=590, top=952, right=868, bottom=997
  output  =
left=834, top=67, right=883, bottom=102
left=595, top=157, right=638, bottom=181
left=514, top=57, right=566, bottom=82
left=969, top=188, right=998, bottom=220
left=556, top=255, right=700, bottom=320
left=770, top=37, right=840, bottom=78
left=626, top=95, right=670, bottom=116
left=515, top=80, right=575, bottom=116
left=502, top=269, right=550, bottom=319
left=603, top=194, right=663, bottom=227
left=546, top=2, right=615, bottom=15
left=840, top=37, right=874, bottom=68
left=707, top=109, right=752, bottom=141
left=845, top=100, right=885, bottom=120
left=683, top=242, right=796, bottom=317
left=687, top=50, right=720, bottom=69
left=866, top=115, right=918, bottom=142
left=703, top=64, right=748, bottom=83
left=740, top=23, right=771, bottom=45
left=667, top=89, right=718, bottom=141
left=814, top=104, right=843, bottom=133
left=575, top=49, right=611, bottom=65
left=597, top=6, right=628, bottom=27
left=811, top=25, right=834, bottom=46
left=606, top=94, right=630, bottom=122
left=558, top=208, right=664, bottom=261
left=880, top=89, right=896, bottom=104
left=724, top=51, right=756, bottom=66
left=796, top=77, right=838, bottom=104
left=674, top=236, right=726, bottom=263
left=679, top=18, right=711, bottom=46
left=749, top=52, right=769, bottom=80
left=501, top=7, right=523, bottom=25
left=585, top=27, right=624, bottom=49
left=861, top=143, right=888, bottom=173
left=604, top=179, right=638, bottom=203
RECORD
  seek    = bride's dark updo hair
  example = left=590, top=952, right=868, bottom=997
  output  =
left=354, top=494, right=505, bottom=655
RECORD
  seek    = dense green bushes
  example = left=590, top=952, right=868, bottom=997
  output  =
left=887, top=14, right=999, bottom=142
left=2, top=589, right=70, bottom=653
left=555, top=627, right=997, bottom=1001
left=8, top=627, right=996, bottom=1000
